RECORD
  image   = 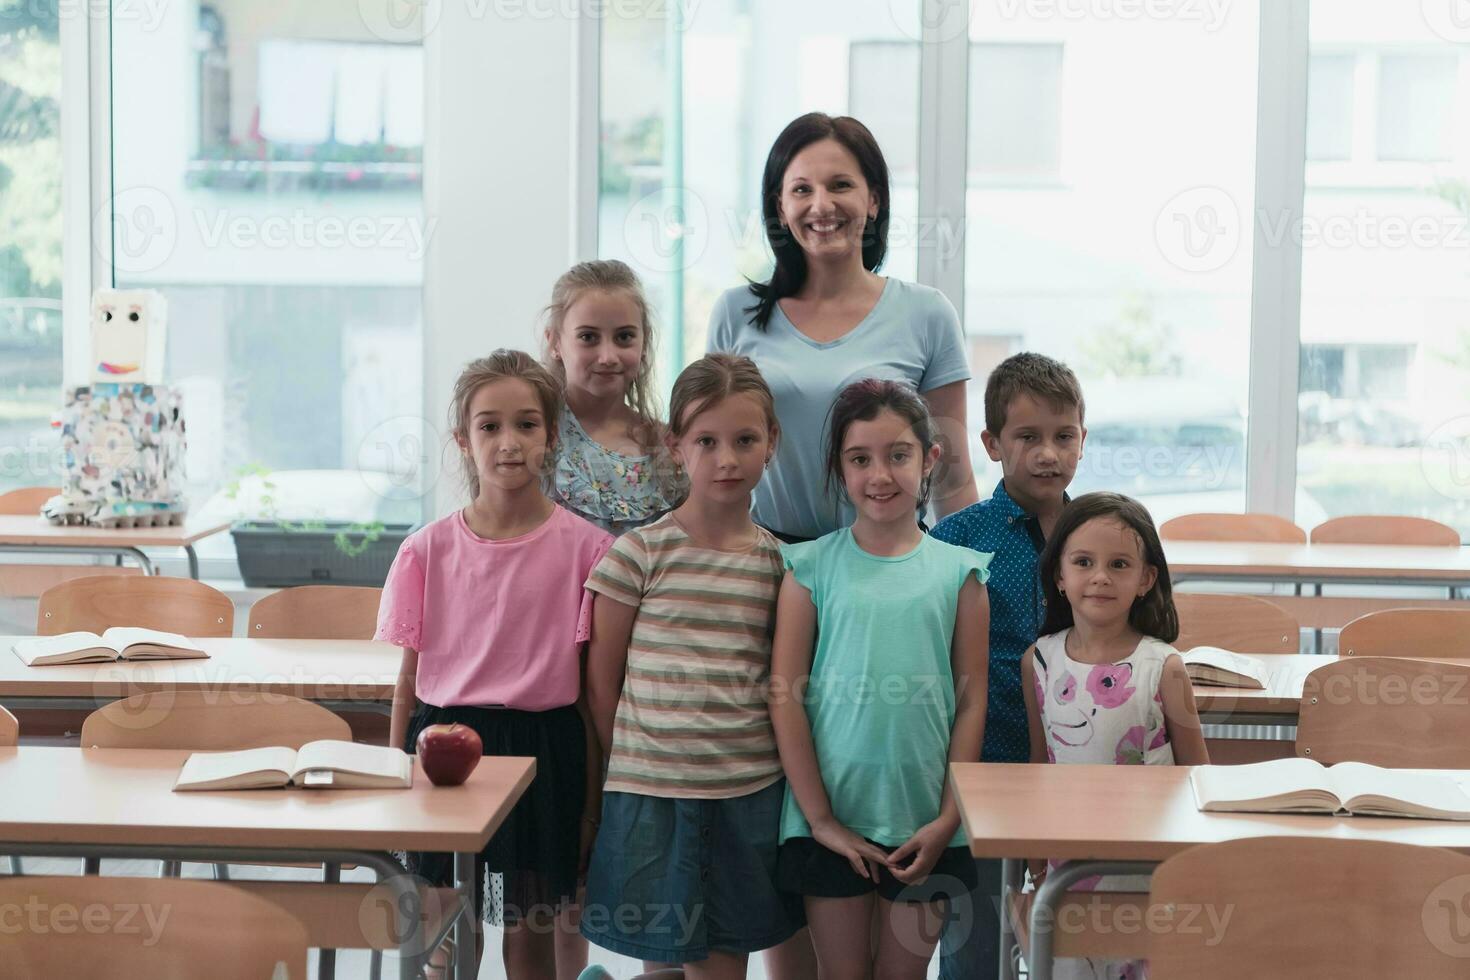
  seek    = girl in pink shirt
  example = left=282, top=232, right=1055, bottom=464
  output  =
left=377, top=349, right=613, bottom=979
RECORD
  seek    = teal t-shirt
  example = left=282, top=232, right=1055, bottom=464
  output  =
left=706, top=278, right=970, bottom=539
left=778, top=529, right=992, bottom=848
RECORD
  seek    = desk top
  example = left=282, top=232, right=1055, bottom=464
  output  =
left=0, top=746, right=533, bottom=853
left=1165, top=540, right=1470, bottom=581
left=0, top=637, right=401, bottom=700
left=951, top=762, right=1470, bottom=861
left=1190, top=653, right=1470, bottom=717
left=0, top=515, right=233, bottom=548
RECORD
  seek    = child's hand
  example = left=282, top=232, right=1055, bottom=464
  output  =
left=578, top=814, right=599, bottom=877
left=886, top=820, right=951, bottom=885
left=811, top=816, right=890, bottom=881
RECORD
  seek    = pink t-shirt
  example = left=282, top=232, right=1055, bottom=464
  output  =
left=374, top=505, right=613, bottom=710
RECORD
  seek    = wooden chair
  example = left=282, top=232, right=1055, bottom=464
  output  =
left=0, top=876, right=307, bottom=979
left=1296, top=657, right=1470, bottom=769
left=0, top=486, right=141, bottom=597
left=1159, top=512, right=1307, bottom=543
left=248, top=585, right=382, bottom=640
left=37, top=574, right=234, bottom=637
left=1149, top=837, right=1470, bottom=978
left=80, top=690, right=351, bottom=751
left=1175, top=593, right=1300, bottom=653
left=0, top=486, right=57, bottom=514
left=1, top=706, right=17, bottom=874
left=1310, top=515, right=1461, bottom=547
left=1338, top=608, right=1470, bottom=659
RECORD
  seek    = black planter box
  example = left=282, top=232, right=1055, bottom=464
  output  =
left=231, top=521, right=414, bottom=588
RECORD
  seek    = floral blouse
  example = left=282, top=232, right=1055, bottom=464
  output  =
left=547, top=410, right=683, bottom=536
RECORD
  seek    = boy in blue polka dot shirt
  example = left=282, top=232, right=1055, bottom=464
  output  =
left=930, top=352, right=1086, bottom=980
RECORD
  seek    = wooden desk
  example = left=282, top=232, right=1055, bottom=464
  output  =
left=0, top=636, right=400, bottom=721
left=1191, top=654, right=1470, bottom=725
left=1165, top=540, right=1470, bottom=589
left=951, top=762, right=1470, bottom=980
left=0, top=515, right=233, bottom=578
left=0, top=746, right=534, bottom=980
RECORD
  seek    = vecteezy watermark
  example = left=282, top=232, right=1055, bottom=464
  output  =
left=95, top=186, right=179, bottom=276
left=358, top=873, right=445, bottom=956
left=622, top=186, right=711, bottom=276
left=1421, top=0, right=1470, bottom=43
left=0, top=897, right=171, bottom=946
left=357, top=0, right=704, bottom=42
left=1, top=0, right=171, bottom=32
left=1033, top=897, right=1234, bottom=946
left=1154, top=186, right=1242, bottom=274
left=1421, top=416, right=1470, bottom=503
left=357, top=415, right=442, bottom=504
left=1424, top=874, right=1470, bottom=957
left=996, top=0, right=1231, bottom=30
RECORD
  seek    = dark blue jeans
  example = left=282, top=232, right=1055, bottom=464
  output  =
left=938, top=857, right=1002, bottom=980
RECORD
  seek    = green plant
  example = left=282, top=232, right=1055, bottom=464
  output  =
left=224, top=462, right=385, bottom=557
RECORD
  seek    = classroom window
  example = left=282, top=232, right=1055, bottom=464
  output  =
left=108, top=0, right=426, bottom=564
left=1299, top=4, right=1470, bottom=541
left=963, top=7, right=1260, bottom=523
left=0, top=2, right=63, bottom=497
left=969, top=43, right=1063, bottom=181
left=598, top=0, right=922, bottom=389
left=1305, top=53, right=1355, bottom=163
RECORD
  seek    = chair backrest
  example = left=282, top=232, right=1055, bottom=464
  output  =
left=1310, top=515, right=1461, bottom=547
left=1159, top=512, right=1307, bottom=543
left=37, top=575, right=234, bottom=637
left=80, top=690, right=351, bottom=749
left=248, top=585, right=383, bottom=640
left=1338, top=608, right=1470, bottom=659
left=0, top=705, right=16, bottom=746
left=1175, top=593, right=1300, bottom=653
left=1295, top=657, right=1470, bottom=768
left=1149, top=837, right=1470, bottom=979
left=0, top=486, right=58, bottom=515
left=0, top=876, right=308, bottom=979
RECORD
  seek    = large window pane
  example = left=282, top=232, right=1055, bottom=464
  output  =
left=599, top=1, right=922, bottom=386
left=0, top=2, right=62, bottom=497
left=965, top=5, right=1260, bottom=524
left=1300, top=5, right=1470, bottom=540
left=109, top=0, right=426, bottom=560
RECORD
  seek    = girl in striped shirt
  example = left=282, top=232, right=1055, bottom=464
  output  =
left=581, top=353, right=808, bottom=979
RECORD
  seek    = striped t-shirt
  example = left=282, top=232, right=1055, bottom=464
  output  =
left=585, top=513, right=784, bottom=799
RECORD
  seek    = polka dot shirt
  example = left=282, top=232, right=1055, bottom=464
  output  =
left=930, top=479, right=1055, bottom=763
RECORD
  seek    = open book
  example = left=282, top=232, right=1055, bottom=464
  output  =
left=1190, top=758, right=1470, bottom=820
left=1181, top=646, right=1269, bottom=690
left=173, top=740, right=413, bottom=791
left=13, top=628, right=207, bottom=667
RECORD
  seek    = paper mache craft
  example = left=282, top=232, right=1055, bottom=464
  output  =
left=41, top=289, right=188, bottom=527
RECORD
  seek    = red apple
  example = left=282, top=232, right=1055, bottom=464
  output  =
left=416, top=723, right=483, bottom=786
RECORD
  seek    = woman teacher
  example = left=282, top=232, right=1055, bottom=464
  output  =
left=707, top=112, right=979, bottom=542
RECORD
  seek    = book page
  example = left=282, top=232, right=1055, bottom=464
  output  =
left=101, top=626, right=204, bottom=658
left=11, top=632, right=111, bottom=666
left=293, top=740, right=412, bottom=784
left=174, top=746, right=298, bottom=791
left=1331, top=762, right=1470, bottom=820
left=1182, top=647, right=1270, bottom=688
left=1190, top=757, right=1338, bottom=812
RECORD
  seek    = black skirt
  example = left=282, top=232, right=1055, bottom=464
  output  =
left=403, top=700, right=586, bottom=925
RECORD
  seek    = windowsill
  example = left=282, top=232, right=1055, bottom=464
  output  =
left=184, top=158, right=423, bottom=193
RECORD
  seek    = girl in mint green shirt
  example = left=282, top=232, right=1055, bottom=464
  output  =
left=769, top=378, right=991, bottom=980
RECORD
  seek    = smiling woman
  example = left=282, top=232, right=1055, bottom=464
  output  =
left=708, top=113, right=978, bottom=543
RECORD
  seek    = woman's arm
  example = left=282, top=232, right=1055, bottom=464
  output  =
left=923, top=380, right=981, bottom=517
left=890, top=577, right=989, bottom=883
left=389, top=646, right=418, bottom=752
left=770, top=571, right=889, bottom=879
left=1160, top=654, right=1210, bottom=765
left=586, top=592, right=637, bottom=765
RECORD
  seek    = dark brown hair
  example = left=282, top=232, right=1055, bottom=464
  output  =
left=983, top=352, right=1085, bottom=435
left=745, top=112, right=891, bottom=331
left=1038, top=492, right=1179, bottom=642
left=823, top=378, right=938, bottom=508
left=449, top=349, right=561, bottom=499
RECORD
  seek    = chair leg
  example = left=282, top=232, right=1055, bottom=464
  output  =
left=82, top=857, right=101, bottom=875
left=317, top=862, right=340, bottom=980
left=7, top=856, right=20, bottom=875
left=212, top=863, right=231, bottom=880
left=368, top=950, right=382, bottom=980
